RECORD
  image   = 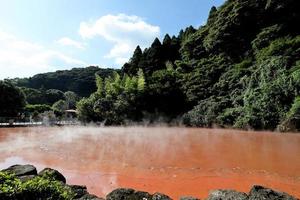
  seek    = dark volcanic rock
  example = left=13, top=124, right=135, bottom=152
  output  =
left=18, top=175, right=36, bottom=182
left=69, top=185, right=89, bottom=198
left=180, top=197, right=200, bottom=200
left=207, top=189, right=248, bottom=200
left=2, top=164, right=37, bottom=177
left=1, top=164, right=299, bottom=200
left=248, top=185, right=298, bottom=200
left=38, top=168, right=66, bottom=183
left=152, top=193, right=172, bottom=200
left=76, top=193, right=105, bottom=200
left=106, top=188, right=153, bottom=200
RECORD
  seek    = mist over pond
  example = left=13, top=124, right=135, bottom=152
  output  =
left=0, top=127, right=299, bottom=199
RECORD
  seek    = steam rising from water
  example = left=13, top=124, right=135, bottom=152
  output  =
left=0, top=127, right=300, bottom=198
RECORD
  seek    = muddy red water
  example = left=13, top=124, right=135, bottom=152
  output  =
left=0, top=127, right=299, bottom=199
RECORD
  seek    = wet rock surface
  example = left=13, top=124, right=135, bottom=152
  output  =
left=1, top=165, right=299, bottom=200
left=152, top=193, right=172, bottom=200
left=105, top=188, right=172, bottom=200
left=38, top=167, right=66, bottom=183
left=70, top=185, right=89, bottom=198
left=106, top=188, right=151, bottom=200
left=2, top=164, right=37, bottom=177
left=248, top=185, right=298, bottom=200
left=75, top=193, right=105, bottom=200
left=179, top=197, right=200, bottom=200
left=207, top=189, right=248, bottom=200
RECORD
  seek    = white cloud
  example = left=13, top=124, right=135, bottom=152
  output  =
left=56, top=37, right=86, bottom=49
left=0, top=30, right=86, bottom=79
left=79, top=14, right=160, bottom=65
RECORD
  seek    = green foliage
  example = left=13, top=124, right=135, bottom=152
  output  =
left=25, top=104, right=52, bottom=113
left=21, top=176, right=73, bottom=200
left=179, top=0, right=300, bottom=131
left=122, top=34, right=182, bottom=77
left=75, top=0, right=300, bottom=130
left=137, top=69, right=145, bottom=92
left=256, top=36, right=300, bottom=61
left=64, top=91, right=79, bottom=109
left=181, top=54, right=231, bottom=105
left=5, top=0, right=299, bottom=130
left=232, top=56, right=296, bottom=130
left=77, top=70, right=146, bottom=124
left=183, top=96, right=231, bottom=127
left=95, top=74, right=104, bottom=97
left=278, top=97, right=300, bottom=132
left=21, top=87, right=67, bottom=106
left=0, top=81, right=26, bottom=117
left=21, top=87, right=44, bottom=105
left=0, top=172, right=74, bottom=200
left=252, top=24, right=284, bottom=52
left=0, top=171, right=22, bottom=195
left=146, top=66, right=186, bottom=117
left=13, top=66, right=116, bottom=97
left=77, top=94, right=100, bottom=122
left=52, top=100, right=67, bottom=115
left=123, top=46, right=143, bottom=75
left=45, top=89, right=65, bottom=105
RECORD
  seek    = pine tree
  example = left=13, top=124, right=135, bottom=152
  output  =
left=163, top=34, right=172, bottom=45
left=143, top=38, right=163, bottom=75
left=122, top=46, right=143, bottom=75
left=131, top=46, right=142, bottom=65
left=207, top=6, right=217, bottom=24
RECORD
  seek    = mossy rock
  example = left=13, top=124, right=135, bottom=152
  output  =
left=38, top=168, right=66, bottom=183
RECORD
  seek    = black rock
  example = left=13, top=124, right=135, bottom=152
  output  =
left=69, top=185, right=89, bottom=198
left=38, top=168, right=66, bottom=183
left=106, top=188, right=134, bottom=200
left=106, top=188, right=153, bottom=200
left=180, top=197, right=200, bottom=200
left=248, top=185, right=298, bottom=200
left=76, top=193, right=105, bottom=200
left=18, top=175, right=36, bottom=182
left=152, top=192, right=172, bottom=200
left=2, top=164, right=37, bottom=177
left=207, top=189, right=248, bottom=200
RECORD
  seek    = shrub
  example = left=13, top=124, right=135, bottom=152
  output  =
left=0, top=172, right=74, bottom=200
left=278, top=97, right=300, bottom=132
left=25, top=104, right=52, bottom=114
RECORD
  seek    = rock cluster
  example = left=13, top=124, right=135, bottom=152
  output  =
left=1, top=165, right=299, bottom=200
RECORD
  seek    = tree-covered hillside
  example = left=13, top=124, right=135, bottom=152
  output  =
left=0, top=81, right=25, bottom=118
left=12, top=66, right=117, bottom=97
left=78, top=0, right=300, bottom=131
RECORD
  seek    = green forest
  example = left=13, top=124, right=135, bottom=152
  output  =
left=1, top=0, right=300, bottom=131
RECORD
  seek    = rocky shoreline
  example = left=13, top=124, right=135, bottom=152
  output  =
left=0, top=165, right=298, bottom=200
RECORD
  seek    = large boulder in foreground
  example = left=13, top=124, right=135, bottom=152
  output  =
left=70, top=185, right=89, bottom=198
left=248, top=185, right=298, bottom=200
left=152, top=193, right=172, bottom=200
left=2, top=164, right=37, bottom=177
left=106, top=188, right=153, bottom=200
left=75, top=193, right=105, bottom=200
left=207, top=189, right=248, bottom=200
left=38, top=168, right=66, bottom=183
left=179, top=197, right=200, bottom=200
left=106, top=188, right=172, bottom=200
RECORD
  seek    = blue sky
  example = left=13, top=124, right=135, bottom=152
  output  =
left=0, top=0, right=225, bottom=79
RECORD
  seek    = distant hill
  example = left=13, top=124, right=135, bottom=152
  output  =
left=12, top=66, right=117, bottom=97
